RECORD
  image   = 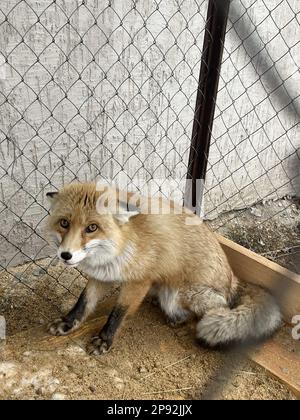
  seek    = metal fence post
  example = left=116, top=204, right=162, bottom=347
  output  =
left=186, top=0, right=230, bottom=212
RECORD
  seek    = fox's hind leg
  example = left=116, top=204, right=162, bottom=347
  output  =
left=184, top=286, right=230, bottom=319
left=185, top=286, right=229, bottom=318
left=183, top=285, right=232, bottom=344
left=49, top=279, right=111, bottom=336
left=157, top=286, right=191, bottom=327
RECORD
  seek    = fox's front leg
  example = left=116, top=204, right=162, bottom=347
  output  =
left=89, top=282, right=150, bottom=355
left=49, top=279, right=110, bottom=336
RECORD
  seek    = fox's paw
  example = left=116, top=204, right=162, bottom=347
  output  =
left=166, top=311, right=191, bottom=328
left=88, top=336, right=112, bottom=356
left=48, top=318, right=74, bottom=336
left=167, top=317, right=186, bottom=328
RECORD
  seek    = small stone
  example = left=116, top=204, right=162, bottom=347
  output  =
left=107, top=368, right=118, bottom=377
left=49, top=378, right=60, bottom=386
left=89, top=385, right=96, bottom=393
left=65, top=345, right=86, bottom=356
left=139, top=366, right=148, bottom=374
left=23, top=351, right=33, bottom=357
left=12, top=388, right=21, bottom=395
left=52, top=393, right=66, bottom=400
left=48, top=384, right=59, bottom=394
left=115, top=382, right=124, bottom=391
left=36, top=387, right=46, bottom=396
left=0, top=362, right=17, bottom=379
left=114, top=377, right=125, bottom=390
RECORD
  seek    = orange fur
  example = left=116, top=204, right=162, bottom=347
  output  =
left=46, top=182, right=281, bottom=352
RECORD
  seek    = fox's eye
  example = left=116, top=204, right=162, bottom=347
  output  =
left=86, top=224, right=98, bottom=233
left=60, top=219, right=69, bottom=229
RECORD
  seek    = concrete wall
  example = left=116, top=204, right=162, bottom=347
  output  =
left=0, top=0, right=299, bottom=267
left=0, top=0, right=206, bottom=267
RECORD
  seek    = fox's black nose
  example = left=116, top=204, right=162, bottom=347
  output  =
left=61, top=252, right=72, bottom=261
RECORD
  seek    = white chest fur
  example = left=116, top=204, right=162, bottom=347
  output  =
left=81, top=259, right=124, bottom=282
left=80, top=243, right=134, bottom=283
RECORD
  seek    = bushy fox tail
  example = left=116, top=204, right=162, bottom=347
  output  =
left=196, top=286, right=282, bottom=348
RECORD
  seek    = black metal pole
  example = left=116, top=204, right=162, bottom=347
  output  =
left=186, top=0, right=230, bottom=212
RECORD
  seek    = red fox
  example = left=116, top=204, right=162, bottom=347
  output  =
left=46, top=182, right=281, bottom=355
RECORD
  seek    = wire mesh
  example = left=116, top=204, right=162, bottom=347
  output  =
left=206, top=0, right=300, bottom=272
left=0, top=0, right=208, bottom=332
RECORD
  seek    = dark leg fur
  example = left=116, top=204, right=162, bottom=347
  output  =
left=49, top=279, right=110, bottom=336
left=89, top=282, right=150, bottom=355
left=166, top=311, right=191, bottom=328
left=89, top=305, right=128, bottom=355
left=49, top=290, right=88, bottom=336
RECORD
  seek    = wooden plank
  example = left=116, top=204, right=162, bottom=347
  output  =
left=218, top=235, right=300, bottom=397
left=218, top=234, right=300, bottom=322
left=250, top=326, right=300, bottom=398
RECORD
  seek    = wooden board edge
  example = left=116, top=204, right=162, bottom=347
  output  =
left=249, top=327, right=300, bottom=399
left=217, top=234, right=300, bottom=322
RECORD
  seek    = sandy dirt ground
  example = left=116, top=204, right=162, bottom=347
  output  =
left=0, top=299, right=297, bottom=401
left=0, top=258, right=297, bottom=400
left=0, top=198, right=299, bottom=400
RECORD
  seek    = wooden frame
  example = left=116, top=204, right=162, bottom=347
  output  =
left=218, top=235, right=300, bottom=321
left=218, top=235, right=300, bottom=397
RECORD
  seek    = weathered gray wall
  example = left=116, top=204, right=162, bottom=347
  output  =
left=0, top=0, right=299, bottom=267
left=205, top=0, right=300, bottom=218
left=0, top=0, right=206, bottom=267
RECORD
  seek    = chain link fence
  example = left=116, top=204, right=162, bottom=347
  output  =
left=0, top=0, right=209, bottom=334
left=206, top=0, right=300, bottom=272
left=0, top=0, right=299, bottom=398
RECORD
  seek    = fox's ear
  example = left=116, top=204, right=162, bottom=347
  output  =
left=114, top=210, right=139, bottom=225
left=46, top=192, right=58, bottom=202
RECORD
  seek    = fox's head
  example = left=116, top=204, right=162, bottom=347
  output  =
left=46, top=183, right=139, bottom=267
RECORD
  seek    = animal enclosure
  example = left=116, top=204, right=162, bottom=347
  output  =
left=0, top=0, right=299, bottom=400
